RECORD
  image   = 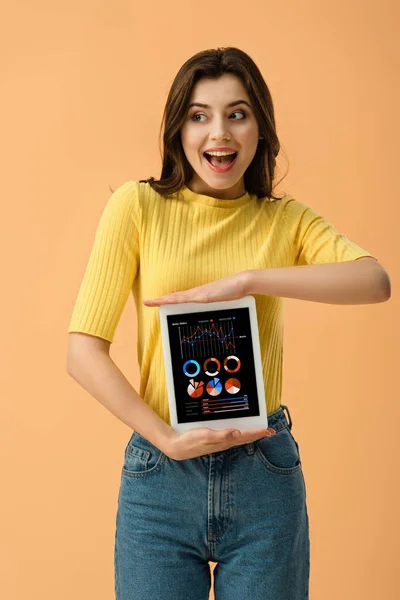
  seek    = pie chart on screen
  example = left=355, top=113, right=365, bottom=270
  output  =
left=206, top=378, right=223, bottom=396
left=187, top=379, right=204, bottom=398
left=226, top=378, right=241, bottom=394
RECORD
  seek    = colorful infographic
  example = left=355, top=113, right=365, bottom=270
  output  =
left=166, top=307, right=260, bottom=424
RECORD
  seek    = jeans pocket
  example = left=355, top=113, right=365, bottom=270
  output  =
left=255, top=425, right=302, bottom=475
left=122, top=432, right=167, bottom=478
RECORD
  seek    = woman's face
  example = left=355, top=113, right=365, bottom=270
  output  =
left=180, top=74, right=261, bottom=200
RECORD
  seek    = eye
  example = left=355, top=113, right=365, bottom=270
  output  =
left=190, top=111, right=247, bottom=122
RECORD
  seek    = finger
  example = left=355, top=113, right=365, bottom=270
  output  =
left=230, top=428, right=275, bottom=443
left=224, top=429, right=265, bottom=441
left=209, top=428, right=274, bottom=446
left=144, top=294, right=175, bottom=303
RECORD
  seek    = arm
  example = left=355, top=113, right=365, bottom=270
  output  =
left=66, top=184, right=176, bottom=455
left=244, top=257, right=391, bottom=305
left=67, top=333, right=175, bottom=454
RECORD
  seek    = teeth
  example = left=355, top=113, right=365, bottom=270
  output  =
left=204, top=151, right=236, bottom=156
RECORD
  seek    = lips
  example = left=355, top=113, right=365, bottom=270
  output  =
left=203, top=152, right=238, bottom=173
left=203, top=151, right=238, bottom=164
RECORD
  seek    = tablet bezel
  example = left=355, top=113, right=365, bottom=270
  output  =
left=158, top=295, right=268, bottom=434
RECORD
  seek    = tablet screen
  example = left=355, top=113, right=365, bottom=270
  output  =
left=165, top=306, right=261, bottom=424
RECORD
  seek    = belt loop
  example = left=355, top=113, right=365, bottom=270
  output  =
left=281, top=404, right=293, bottom=430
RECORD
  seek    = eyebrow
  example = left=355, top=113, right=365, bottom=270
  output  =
left=188, top=100, right=252, bottom=109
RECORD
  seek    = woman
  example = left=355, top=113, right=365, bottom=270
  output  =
left=67, top=47, right=390, bottom=600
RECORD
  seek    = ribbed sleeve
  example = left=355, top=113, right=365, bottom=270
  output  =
left=281, top=198, right=376, bottom=265
left=68, top=181, right=140, bottom=343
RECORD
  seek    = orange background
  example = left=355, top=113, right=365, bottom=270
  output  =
left=1, top=1, right=399, bottom=599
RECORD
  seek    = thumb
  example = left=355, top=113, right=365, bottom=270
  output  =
left=227, top=429, right=240, bottom=438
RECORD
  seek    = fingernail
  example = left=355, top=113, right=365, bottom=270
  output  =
left=232, top=431, right=240, bottom=438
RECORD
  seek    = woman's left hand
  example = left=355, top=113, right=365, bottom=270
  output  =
left=143, top=271, right=250, bottom=306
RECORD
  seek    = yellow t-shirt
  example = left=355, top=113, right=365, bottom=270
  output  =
left=68, top=181, right=375, bottom=421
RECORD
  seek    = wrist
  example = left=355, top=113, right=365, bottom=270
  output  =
left=161, top=426, right=180, bottom=458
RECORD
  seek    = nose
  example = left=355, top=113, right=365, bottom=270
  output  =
left=210, top=117, right=232, bottom=141
left=211, top=130, right=231, bottom=142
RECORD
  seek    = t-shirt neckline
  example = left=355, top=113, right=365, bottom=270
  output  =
left=178, top=184, right=255, bottom=208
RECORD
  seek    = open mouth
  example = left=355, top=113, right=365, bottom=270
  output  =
left=203, top=152, right=238, bottom=166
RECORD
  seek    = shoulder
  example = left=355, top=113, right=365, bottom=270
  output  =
left=100, top=181, right=143, bottom=231
left=107, top=180, right=142, bottom=212
left=109, top=180, right=138, bottom=201
left=275, top=194, right=318, bottom=224
left=259, top=193, right=309, bottom=221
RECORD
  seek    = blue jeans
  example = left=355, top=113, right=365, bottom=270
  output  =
left=114, top=404, right=310, bottom=599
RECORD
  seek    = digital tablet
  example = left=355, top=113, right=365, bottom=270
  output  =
left=158, top=295, right=268, bottom=434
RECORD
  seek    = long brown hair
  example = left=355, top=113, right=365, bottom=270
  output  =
left=136, top=47, right=288, bottom=200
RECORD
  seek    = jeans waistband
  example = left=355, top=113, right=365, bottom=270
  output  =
left=266, top=404, right=293, bottom=432
left=236, top=404, right=294, bottom=456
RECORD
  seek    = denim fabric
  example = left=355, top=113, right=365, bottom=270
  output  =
left=114, top=404, right=310, bottom=599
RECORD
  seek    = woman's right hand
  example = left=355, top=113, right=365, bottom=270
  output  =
left=165, top=426, right=276, bottom=460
